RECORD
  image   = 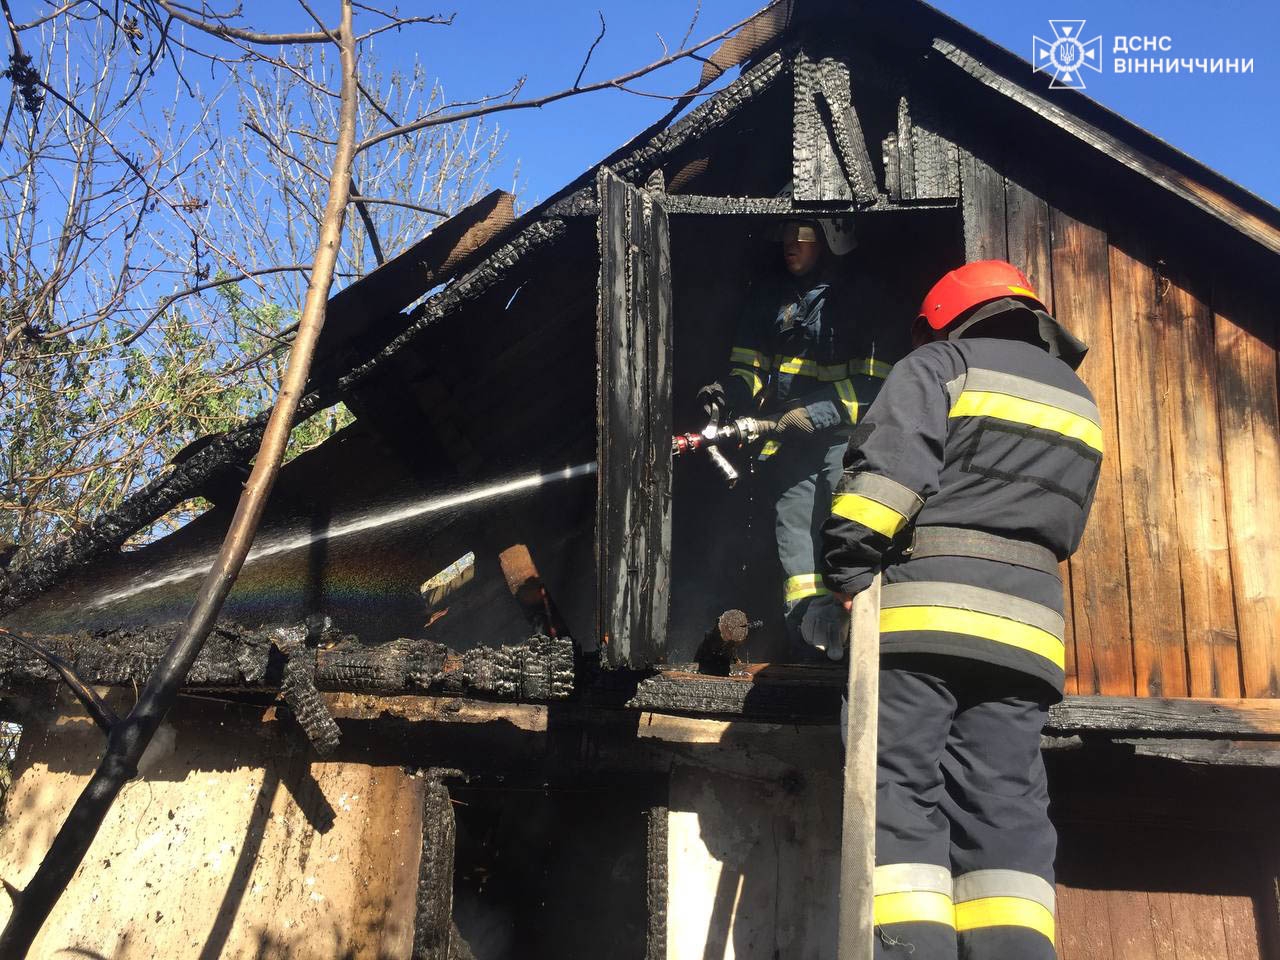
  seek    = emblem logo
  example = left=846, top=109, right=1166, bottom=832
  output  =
left=1033, top=20, right=1103, bottom=89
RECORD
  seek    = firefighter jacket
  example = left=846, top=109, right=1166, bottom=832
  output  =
left=820, top=301, right=1101, bottom=693
left=722, top=270, right=894, bottom=458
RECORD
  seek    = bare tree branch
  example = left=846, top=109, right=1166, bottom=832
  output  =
left=574, top=11, right=606, bottom=89
left=121, top=264, right=314, bottom=346
left=0, top=627, right=119, bottom=734
left=356, top=1, right=779, bottom=152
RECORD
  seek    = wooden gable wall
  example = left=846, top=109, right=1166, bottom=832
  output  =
left=954, top=130, right=1280, bottom=700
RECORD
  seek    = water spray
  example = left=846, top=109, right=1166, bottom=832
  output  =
left=86, top=461, right=598, bottom=610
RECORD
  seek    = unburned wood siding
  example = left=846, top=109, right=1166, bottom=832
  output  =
left=959, top=153, right=1280, bottom=698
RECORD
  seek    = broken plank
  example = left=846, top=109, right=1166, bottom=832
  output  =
left=1108, top=237, right=1187, bottom=696
left=1051, top=207, right=1134, bottom=695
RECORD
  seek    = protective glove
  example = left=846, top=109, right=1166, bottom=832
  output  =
left=776, top=406, right=816, bottom=435
left=697, top=381, right=728, bottom=420
left=753, top=406, right=817, bottom=439
left=799, top=594, right=849, bottom=661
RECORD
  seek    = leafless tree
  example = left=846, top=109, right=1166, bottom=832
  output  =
left=0, top=0, right=779, bottom=952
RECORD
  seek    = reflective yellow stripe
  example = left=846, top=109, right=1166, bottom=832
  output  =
left=758, top=439, right=781, bottom=459
left=729, top=347, right=770, bottom=370
left=776, top=355, right=819, bottom=377
left=849, top=357, right=893, bottom=379
left=1006, top=285, right=1038, bottom=299
left=834, top=379, right=859, bottom=422
left=784, top=574, right=829, bottom=603
left=773, top=357, right=893, bottom=381
left=874, top=891, right=956, bottom=928
left=832, top=493, right=908, bottom=538
left=730, top=366, right=763, bottom=396
left=955, top=897, right=1054, bottom=943
left=949, top=390, right=1104, bottom=453
left=880, top=606, right=1065, bottom=668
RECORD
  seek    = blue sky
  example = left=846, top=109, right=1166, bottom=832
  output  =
left=360, top=0, right=1278, bottom=209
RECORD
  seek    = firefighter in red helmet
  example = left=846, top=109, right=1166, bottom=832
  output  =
left=822, top=260, right=1099, bottom=959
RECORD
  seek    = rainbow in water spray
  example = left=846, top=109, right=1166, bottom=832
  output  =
left=86, top=461, right=598, bottom=610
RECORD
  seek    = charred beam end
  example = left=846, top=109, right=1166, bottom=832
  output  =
left=645, top=803, right=669, bottom=960
left=412, top=772, right=457, bottom=960
left=273, top=625, right=340, bottom=756
left=0, top=622, right=575, bottom=705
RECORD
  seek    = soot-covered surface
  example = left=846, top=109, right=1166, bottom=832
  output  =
left=450, top=782, right=652, bottom=960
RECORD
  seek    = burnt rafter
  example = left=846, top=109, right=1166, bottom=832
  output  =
left=0, top=622, right=576, bottom=704
left=793, top=49, right=882, bottom=206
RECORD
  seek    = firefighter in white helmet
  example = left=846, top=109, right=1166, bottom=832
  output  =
left=698, top=215, right=897, bottom=659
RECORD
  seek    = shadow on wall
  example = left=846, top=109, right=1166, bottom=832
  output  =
left=667, top=746, right=843, bottom=959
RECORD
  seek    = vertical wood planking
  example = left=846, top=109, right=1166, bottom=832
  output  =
left=596, top=169, right=673, bottom=668
left=1108, top=239, right=1188, bottom=696
left=959, top=149, right=1006, bottom=261
left=1056, top=885, right=1114, bottom=960
left=1213, top=279, right=1280, bottom=698
left=1163, top=273, right=1242, bottom=697
left=1103, top=891, right=1161, bottom=960
left=1006, top=174, right=1080, bottom=692
left=1051, top=208, right=1135, bottom=695
left=1146, top=892, right=1180, bottom=959
left=1169, top=893, right=1232, bottom=960
left=1220, top=893, right=1263, bottom=960
left=646, top=194, right=674, bottom=661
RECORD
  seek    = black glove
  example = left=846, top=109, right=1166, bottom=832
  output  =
left=697, top=381, right=728, bottom=420
left=753, top=407, right=816, bottom=440
left=776, top=406, right=816, bottom=435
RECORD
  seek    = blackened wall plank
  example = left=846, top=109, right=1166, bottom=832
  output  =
left=1051, top=208, right=1135, bottom=695
left=412, top=776, right=454, bottom=960
left=596, top=168, right=673, bottom=668
left=898, top=93, right=959, bottom=201
left=959, top=149, right=1005, bottom=261
left=1164, top=271, right=1242, bottom=698
left=793, top=51, right=853, bottom=203
left=1109, top=238, right=1187, bottom=697
left=1213, top=280, right=1280, bottom=698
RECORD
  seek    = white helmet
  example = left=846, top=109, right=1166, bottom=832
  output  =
left=819, top=217, right=857, bottom=256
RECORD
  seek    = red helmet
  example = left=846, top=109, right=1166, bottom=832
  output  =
left=918, top=260, right=1046, bottom=331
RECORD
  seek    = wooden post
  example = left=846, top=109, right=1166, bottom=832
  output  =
left=838, top=573, right=881, bottom=959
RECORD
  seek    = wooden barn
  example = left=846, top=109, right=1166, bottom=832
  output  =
left=1, top=0, right=1278, bottom=956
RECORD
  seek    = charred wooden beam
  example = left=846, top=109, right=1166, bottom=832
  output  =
left=596, top=170, right=673, bottom=668
left=658, top=195, right=956, bottom=215
left=645, top=801, right=669, bottom=960
left=0, top=622, right=575, bottom=703
left=412, top=772, right=461, bottom=960
left=612, top=49, right=790, bottom=184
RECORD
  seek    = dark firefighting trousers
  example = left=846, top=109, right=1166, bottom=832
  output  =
left=874, top=653, right=1057, bottom=960
left=764, top=437, right=846, bottom=659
